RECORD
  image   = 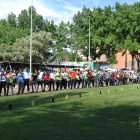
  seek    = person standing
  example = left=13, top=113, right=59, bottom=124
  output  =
left=31, top=71, right=38, bottom=93
left=91, top=70, right=95, bottom=88
left=12, top=70, right=17, bottom=88
left=49, top=70, right=56, bottom=91
left=114, top=71, right=118, bottom=85
left=0, top=68, right=6, bottom=96
left=87, top=70, right=92, bottom=88
left=23, top=68, right=30, bottom=93
left=83, top=70, right=88, bottom=88
left=110, top=72, right=114, bottom=86
left=105, top=72, right=109, bottom=86
left=80, top=71, right=84, bottom=88
left=6, top=71, right=14, bottom=95
left=117, top=73, right=120, bottom=85
left=65, top=70, right=71, bottom=89
left=62, top=70, right=67, bottom=90
left=75, top=72, right=80, bottom=89
left=70, top=70, right=77, bottom=89
left=43, top=70, right=50, bottom=91
left=56, top=70, right=62, bottom=90
left=17, top=70, right=25, bottom=94
left=37, top=69, right=44, bottom=92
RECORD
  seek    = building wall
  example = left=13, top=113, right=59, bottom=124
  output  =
left=113, top=50, right=137, bottom=70
left=66, top=49, right=138, bottom=70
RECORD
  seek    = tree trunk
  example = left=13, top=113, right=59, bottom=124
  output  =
left=107, top=46, right=110, bottom=68
left=131, top=54, right=134, bottom=70
left=75, top=50, right=78, bottom=62
left=57, top=56, right=61, bottom=71
left=87, top=56, right=88, bottom=61
left=125, top=51, right=127, bottom=69
left=137, top=58, right=139, bottom=71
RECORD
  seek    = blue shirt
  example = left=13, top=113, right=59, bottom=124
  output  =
left=106, top=74, right=109, bottom=80
left=0, top=71, right=6, bottom=82
left=17, top=73, right=25, bottom=83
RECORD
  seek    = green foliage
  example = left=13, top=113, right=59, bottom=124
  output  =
left=110, top=54, right=118, bottom=64
left=0, top=31, right=52, bottom=62
left=0, top=19, right=30, bottom=46
left=8, top=12, right=17, bottom=27
left=68, top=52, right=82, bottom=62
left=17, top=6, right=43, bottom=32
left=52, top=21, right=69, bottom=64
left=1, top=2, right=140, bottom=66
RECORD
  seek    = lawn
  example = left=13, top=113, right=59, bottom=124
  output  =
left=0, top=85, right=140, bottom=140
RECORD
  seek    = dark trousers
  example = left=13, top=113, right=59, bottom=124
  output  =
left=117, top=78, right=120, bottom=85
left=50, top=79, right=55, bottom=91
left=37, top=80, right=43, bottom=91
left=76, top=80, right=80, bottom=89
left=32, top=81, right=38, bottom=92
left=106, top=79, right=109, bottom=86
left=62, top=79, right=67, bottom=89
left=110, top=78, right=114, bottom=86
left=91, top=79, right=95, bottom=87
left=123, top=78, right=126, bottom=85
left=0, top=81, right=6, bottom=96
left=68, top=80, right=71, bottom=89
left=13, top=79, right=16, bottom=88
left=18, top=82, right=24, bottom=94
left=56, top=80, right=62, bottom=90
left=24, top=79, right=30, bottom=92
left=80, top=79, right=84, bottom=88
left=44, top=80, right=50, bottom=91
left=71, top=79, right=76, bottom=89
left=7, top=83, right=13, bottom=95
left=87, top=78, right=91, bottom=88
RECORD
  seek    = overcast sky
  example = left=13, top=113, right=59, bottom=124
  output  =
left=0, top=0, right=139, bottom=25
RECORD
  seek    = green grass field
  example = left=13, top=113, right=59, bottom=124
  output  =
left=1, top=85, right=140, bottom=140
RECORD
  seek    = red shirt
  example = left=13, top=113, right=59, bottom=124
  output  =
left=114, top=73, right=118, bottom=80
left=71, top=72, right=77, bottom=79
left=44, top=72, right=50, bottom=80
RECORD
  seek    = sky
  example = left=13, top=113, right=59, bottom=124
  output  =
left=0, top=0, right=139, bottom=25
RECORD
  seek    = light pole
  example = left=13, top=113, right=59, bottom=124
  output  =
left=89, top=15, right=92, bottom=68
left=30, top=0, right=33, bottom=80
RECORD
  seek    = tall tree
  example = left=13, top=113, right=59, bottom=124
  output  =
left=17, top=6, right=43, bottom=32
left=0, top=31, right=52, bottom=62
left=8, top=12, right=17, bottom=27
left=52, top=21, right=69, bottom=64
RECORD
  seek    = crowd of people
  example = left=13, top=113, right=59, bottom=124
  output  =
left=0, top=67, right=140, bottom=96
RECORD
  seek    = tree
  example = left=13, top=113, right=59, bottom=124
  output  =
left=17, top=6, right=43, bottom=32
left=0, top=31, right=52, bottom=62
left=52, top=21, right=69, bottom=64
left=28, top=6, right=43, bottom=32
left=71, top=5, right=118, bottom=65
left=68, top=52, right=82, bottom=62
left=8, top=12, right=17, bottom=27
left=17, top=9, right=29, bottom=29
left=114, top=2, right=140, bottom=70
left=0, top=18, right=30, bottom=46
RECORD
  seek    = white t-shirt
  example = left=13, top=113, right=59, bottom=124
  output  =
left=0, top=71, right=6, bottom=82
left=12, top=73, right=17, bottom=79
left=38, top=72, right=44, bottom=80
left=50, top=73, right=56, bottom=80
left=23, top=71, right=30, bottom=79
left=62, top=72, right=66, bottom=79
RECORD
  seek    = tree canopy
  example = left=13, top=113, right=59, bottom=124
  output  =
left=1, top=2, right=140, bottom=69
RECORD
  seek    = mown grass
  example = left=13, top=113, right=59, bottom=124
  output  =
left=0, top=84, right=140, bottom=140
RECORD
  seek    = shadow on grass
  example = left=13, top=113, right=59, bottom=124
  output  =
left=0, top=87, right=140, bottom=140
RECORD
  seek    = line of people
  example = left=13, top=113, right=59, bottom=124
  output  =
left=0, top=67, right=140, bottom=96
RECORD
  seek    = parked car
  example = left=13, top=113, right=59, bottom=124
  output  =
left=119, top=68, right=134, bottom=73
left=102, top=68, right=117, bottom=73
